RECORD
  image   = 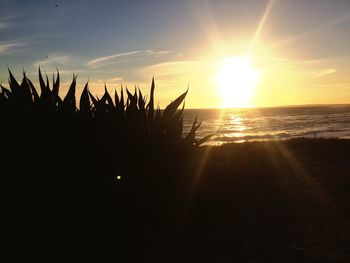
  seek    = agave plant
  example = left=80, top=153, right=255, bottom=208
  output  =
left=0, top=68, right=211, bottom=146
left=4, top=69, right=216, bottom=263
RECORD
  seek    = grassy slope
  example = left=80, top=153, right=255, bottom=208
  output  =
left=120, top=138, right=350, bottom=262
left=15, top=137, right=350, bottom=262
left=181, top=138, right=350, bottom=262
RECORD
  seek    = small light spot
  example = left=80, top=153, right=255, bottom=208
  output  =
left=117, top=176, right=121, bottom=180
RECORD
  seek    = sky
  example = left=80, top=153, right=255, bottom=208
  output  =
left=0, top=0, right=349, bottom=108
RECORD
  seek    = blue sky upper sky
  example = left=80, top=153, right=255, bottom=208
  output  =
left=1, top=0, right=350, bottom=107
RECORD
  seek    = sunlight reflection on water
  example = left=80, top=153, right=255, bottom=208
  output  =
left=183, top=106, right=350, bottom=145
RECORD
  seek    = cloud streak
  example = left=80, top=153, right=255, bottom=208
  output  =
left=0, top=21, right=10, bottom=30
left=33, top=54, right=71, bottom=68
left=0, top=15, right=18, bottom=30
left=87, top=50, right=172, bottom=68
left=0, top=42, right=25, bottom=53
left=271, top=11, right=350, bottom=50
left=314, top=69, right=337, bottom=78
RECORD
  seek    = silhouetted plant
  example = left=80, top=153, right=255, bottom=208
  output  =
left=0, top=68, right=210, bottom=146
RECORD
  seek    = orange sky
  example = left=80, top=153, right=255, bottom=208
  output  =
left=0, top=0, right=349, bottom=108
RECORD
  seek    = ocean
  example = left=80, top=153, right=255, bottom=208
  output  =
left=183, top=105, right=350, bottom=145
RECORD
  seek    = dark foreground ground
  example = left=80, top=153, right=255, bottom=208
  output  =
left=15, top=138, right=350, bottom=262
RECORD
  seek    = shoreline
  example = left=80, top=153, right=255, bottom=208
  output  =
left=201, top=136, right=350, bottom=146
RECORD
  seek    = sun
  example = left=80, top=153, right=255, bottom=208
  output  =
left=215, top=56, right=260, bottom=108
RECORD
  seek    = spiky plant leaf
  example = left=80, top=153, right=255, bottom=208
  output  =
left=25, top=76, right=40, bottom=103
left=0, top=86, right=6, bottom=102
left=195, top=134, right=214, bottom=146
left=20, top=72, right=34, bottom=104
left=61, top=75, right=77, bottom=113
left=162, top=89, right=188, bottom=121
left=120, top=87, right=124, bottom=107
left=102, top=85, right=115, bottom=112
left=147, top=77, right=155, bottom=122
left=114, top=90, right=120, bottom=110
left=1, top=85, right=11, bottom=100
left=52, top=70, right=60, bottom=101
left=8, top=69, right=20, bottom=94
left=0, top=84, right=11, bottom=102
left=138, top=88, right=145, bottom=111
left=45, top=74, right=50, bottom=91
left=173, top=101, right=185, bottom=123
left=89, top=91, right=98, bottom=108
left=185, top=114, right=202, bottom=144
left=38, top=67, right=51, bottom=98
left=80, top=82, right=90, bottom=114
left=126, top=88, right=138, bottom=111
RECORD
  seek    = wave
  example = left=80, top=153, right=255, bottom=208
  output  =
left=183, top=106, right=350, bottom=144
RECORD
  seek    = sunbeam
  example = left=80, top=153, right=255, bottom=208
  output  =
left=249, top=0, right=276, bottom=53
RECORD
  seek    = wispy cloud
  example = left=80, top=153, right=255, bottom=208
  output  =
left=0, top=21, right=10, bottom=30
left=0, top=15, right=18, bottom=30
left=0, top=42, right=25, bottom=53
left=87, top=51, right=139, bottom=67
left=293, top=58, right=334, bottom=66
left=314, top=69, right=337, bottom=78
left=106, top=77, right=124, bottom=82
left=87, top=50, right=172, bottom=68
left=144, top=50, right=172, bottom=55
left=313, top=83, right=349, bottom=88
left=141, top=60, right=199, bottom=78
left=139, top=60, right=209, bottom=92
left=92, top=77, right=124, bottom=85
left=272, top=12, right=350, bottom=50
left=33, top=54, right=71, bottom=68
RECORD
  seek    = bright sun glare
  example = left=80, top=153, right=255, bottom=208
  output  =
left=215, top=56, right=260, bottom=108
